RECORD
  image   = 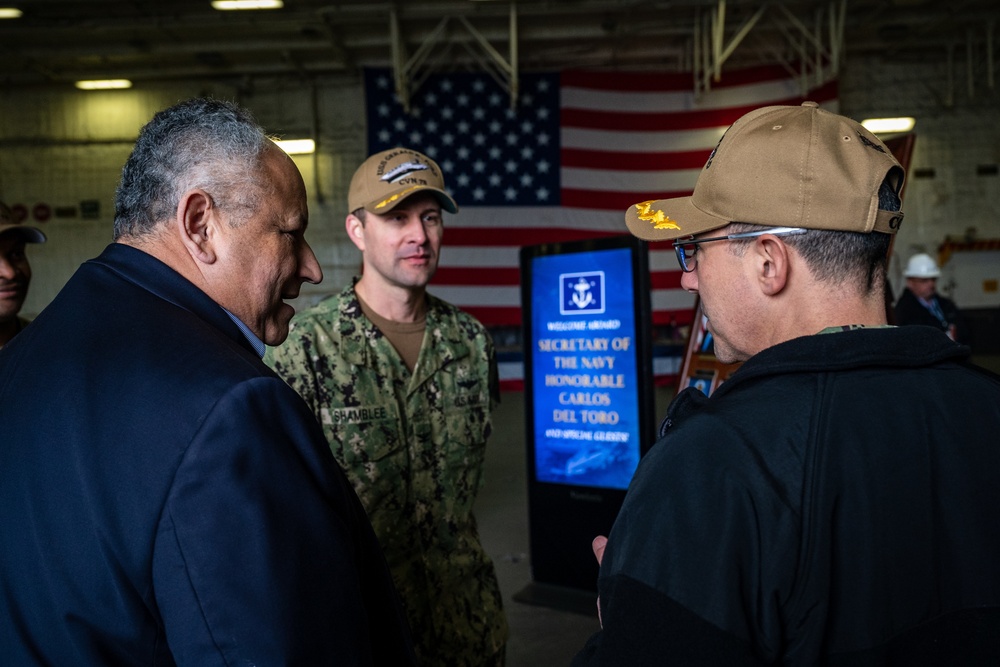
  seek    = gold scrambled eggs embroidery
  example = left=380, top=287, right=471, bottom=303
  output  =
left=375, top=185, right=424, bottom=210
left=634, top=200, right=681, bottom=230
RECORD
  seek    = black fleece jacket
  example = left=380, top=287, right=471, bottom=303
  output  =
left=575, top=326, right=1000, bottom=666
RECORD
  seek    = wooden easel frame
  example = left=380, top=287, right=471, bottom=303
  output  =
left=675, top=297, right=738, bottom=396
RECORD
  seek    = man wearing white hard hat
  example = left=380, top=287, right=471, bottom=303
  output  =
left=894, top=252, right=969, bottom=343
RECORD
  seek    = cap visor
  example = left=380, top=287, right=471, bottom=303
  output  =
left=624, top=195, right=729, bottom=241
left=364, top=185, right=459, bottom=215
left=0, top=225, right=47, bottom=244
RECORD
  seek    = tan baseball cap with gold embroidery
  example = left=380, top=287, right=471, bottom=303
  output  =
left=348, top=147, right=458, bottom=215
left=624, top=102, right=904, bottom=241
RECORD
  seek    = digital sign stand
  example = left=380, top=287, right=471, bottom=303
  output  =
left=518, top=235, right=655, bottom=595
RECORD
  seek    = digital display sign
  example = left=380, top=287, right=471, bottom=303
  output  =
left=521, top=236, right=653, bottom=491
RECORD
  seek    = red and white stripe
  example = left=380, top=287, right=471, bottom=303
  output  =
left=428, top=65, right=838, bottom=384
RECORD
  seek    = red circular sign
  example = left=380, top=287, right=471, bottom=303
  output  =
left=32, top=203, right=52, bottom=222
left=10, top=203, right=28, bottom=223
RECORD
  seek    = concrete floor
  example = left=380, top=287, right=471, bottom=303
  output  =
left=475, top=387, right=676, bottom=666
left=476, top=390, right=595, bottom=667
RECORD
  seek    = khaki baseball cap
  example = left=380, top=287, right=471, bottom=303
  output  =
left=348, top=147, right=458, bottom=215
left=624, top=101, right=905, bottom=241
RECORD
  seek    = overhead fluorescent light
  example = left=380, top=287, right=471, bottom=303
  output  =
left=74, top=79, right=133, bottom=90
left=275, top=139, right=315, bottom=155
left=0, top=8, right=23, bottom=19
left=212, top=0, right=283, bottom=10
left=861, top=117, right=915, bottom=134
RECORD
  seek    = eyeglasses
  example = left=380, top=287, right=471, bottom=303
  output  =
left=672, top=227, right=809, bottom=272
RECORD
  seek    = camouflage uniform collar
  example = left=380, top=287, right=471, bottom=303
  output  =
left=334, top=281, right=381, bottom=368
left=339, top=281, right=471, bottom=381
left=410, top=293, right=472, bottom=390
left=817, top=324, right=895, bottom=334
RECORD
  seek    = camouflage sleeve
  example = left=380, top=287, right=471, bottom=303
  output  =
left=486, top=335, right=500, bottom=411
left=264, top=323, right=322, bottom=423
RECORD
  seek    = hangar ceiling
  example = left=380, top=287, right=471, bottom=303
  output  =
left=0, top=0, right=997, bottom=93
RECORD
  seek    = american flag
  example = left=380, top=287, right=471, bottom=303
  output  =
left=363, top=66, right=837, bottom=386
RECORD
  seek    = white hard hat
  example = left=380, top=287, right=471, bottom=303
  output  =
left=903, top=253, right=940, bottom=278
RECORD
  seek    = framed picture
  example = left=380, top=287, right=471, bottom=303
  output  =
left=687, top=369, right=717, bottom=396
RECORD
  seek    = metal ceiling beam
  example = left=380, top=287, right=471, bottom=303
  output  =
left=989, top=19, right=996, bottom=89
left=693, top=0, right=845, bottom=98
left=391, top=1, right=518, bottom=112
left=0, top=0, right=998, bottom=89
left=694, top=1, right=768, bottom=96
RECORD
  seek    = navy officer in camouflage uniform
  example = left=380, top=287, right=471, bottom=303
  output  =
left=266, top=147, right=507, bottom=666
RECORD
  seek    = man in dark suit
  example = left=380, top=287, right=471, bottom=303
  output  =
left=0, top=98, right=416, bottom=665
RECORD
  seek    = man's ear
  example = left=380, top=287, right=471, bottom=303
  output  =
left=753, top=235, right=791, bottom=296
left=345, top=213, right=366, bottom=252
left=176, top=189, right=218, bottom=264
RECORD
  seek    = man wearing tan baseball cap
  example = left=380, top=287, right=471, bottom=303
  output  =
left=267, top=147, right=508, bottom=666
left=0, top=200, right=46, bottom=349
left=575, top=103, right=1000, bottom=665
left=347, top=146, right=459, bottom=217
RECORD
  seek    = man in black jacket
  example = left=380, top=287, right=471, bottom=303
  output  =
left=574, top=102, right=1000, bottom=665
